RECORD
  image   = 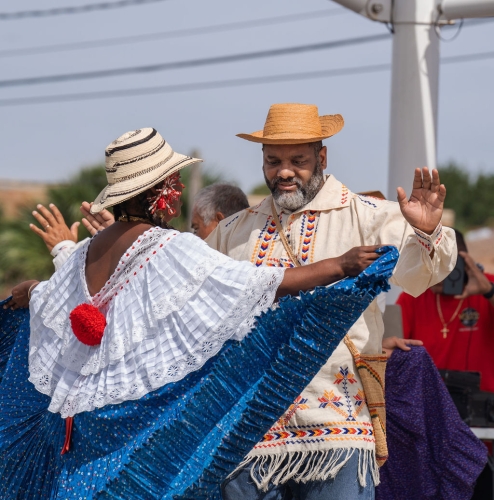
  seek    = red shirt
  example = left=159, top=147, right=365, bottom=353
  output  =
left=397, top=274, right=494, bottom=392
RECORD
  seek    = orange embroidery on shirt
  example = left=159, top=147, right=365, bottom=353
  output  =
left=341, top=185, right=349, bottom=205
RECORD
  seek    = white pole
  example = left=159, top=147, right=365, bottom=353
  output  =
left=331, top=0, right=392, bottom=21
left=331, top=0, right=369, bottom=15
left=387, top=0, right=440, bottom=199
left=187, top=150, right=202, bottom=230
left=441, top=0, right=494, bottom=20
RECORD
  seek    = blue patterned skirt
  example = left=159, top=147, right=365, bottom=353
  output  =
left=0, top=247, right=398, bottom=499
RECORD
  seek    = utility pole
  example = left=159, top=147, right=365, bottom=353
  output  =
left=388, top=0, right=439, bottom=199
left=187, top=149, right=202, bottom=230
left=331, top=0, right=494, bottom=199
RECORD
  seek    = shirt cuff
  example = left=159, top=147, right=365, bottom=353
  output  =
left=413, top=223, right=443, bottom=253
left=50, top=240, right=76, bottom=257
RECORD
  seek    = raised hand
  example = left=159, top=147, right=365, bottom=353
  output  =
left=30, top=203, right=79, bottom=252
left=80, top=201, right=115, bottom=236
left=397, top=167, right=446, bottom=234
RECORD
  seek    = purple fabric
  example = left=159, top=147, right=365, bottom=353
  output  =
left=376, top=347, right=487, bottom=500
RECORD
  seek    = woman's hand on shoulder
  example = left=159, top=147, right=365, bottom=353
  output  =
left=3, top=280, right=40, bottom=310
left=80, top=202, right=115, bottom=236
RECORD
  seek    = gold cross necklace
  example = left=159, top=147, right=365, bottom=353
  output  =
left=436, top=294, right=464, bottom=339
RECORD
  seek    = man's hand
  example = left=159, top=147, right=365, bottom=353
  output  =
left=3, top=280, right=39, bottom=310
left=455, top=251, right=493, bottom=299
left=337, top=245, right=382, bottom=277
left=382, top=336, right=423, bottom=359
left=30, top=204, right=79, bottom=252
left=80, top=201, right=115, bottom=236
left=397, top=167, right=446, bottom=235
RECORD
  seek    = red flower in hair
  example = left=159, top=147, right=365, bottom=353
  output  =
left=69, top=304, right=107, bottom=346
left=148, top=172, right=184, bottom=216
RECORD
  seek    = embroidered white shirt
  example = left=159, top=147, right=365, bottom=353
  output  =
left=206, top=175, right=457, bottom=486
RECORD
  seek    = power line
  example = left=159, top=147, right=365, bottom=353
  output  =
left=447, top=18, right=494, bottom=28
left=0, top=9, right=345, bottom=58
left=440, top=50, right=494, bottom=64
left=0, top=11, right=488, bottom=60
left=0, top=33, right=390, bottom=89
left=0, top=0, right=168, bottom=20
left=0, top=50, right=492, bottom=108
left=0, top=65, right=391, bottom=107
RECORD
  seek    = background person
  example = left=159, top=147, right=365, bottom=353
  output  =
left=190, top=183, right=249, bottom=239
left=396, top=229, right=494, bottom=499
left=376, top=344, right=487, bottom=500
left=397, top=229, right=494, bottom=392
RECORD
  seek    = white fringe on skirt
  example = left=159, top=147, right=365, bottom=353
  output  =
left=230, top=448, right=380, bottom=492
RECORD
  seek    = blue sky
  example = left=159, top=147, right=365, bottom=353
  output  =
left=0, top=0, right=492, bottom=196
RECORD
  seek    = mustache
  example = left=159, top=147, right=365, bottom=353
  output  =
left=268, top=176, right=303, bottom=191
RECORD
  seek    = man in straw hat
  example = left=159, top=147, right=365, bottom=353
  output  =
left=206, top=103, right=457, bottom=499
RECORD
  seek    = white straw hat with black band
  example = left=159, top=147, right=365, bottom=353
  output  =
left=91, top=128, right=202, bottom=214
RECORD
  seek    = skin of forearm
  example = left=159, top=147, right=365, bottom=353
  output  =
left=481, top=281, right=494, bottom=308
left=474, top=273, right=494, bottom=307
left=275, top=258, right=344, bottom=300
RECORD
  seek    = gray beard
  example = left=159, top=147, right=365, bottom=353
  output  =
left=264, top=163, right=324, bottom=212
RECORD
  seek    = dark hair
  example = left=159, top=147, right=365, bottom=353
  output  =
left=113, top=180, right=172, bottom=228
left=312, top=140, right=323, bottom=158
left=194, top=183, right=249, bottom=224
left=113, top=190, right=153, bottom=223
left=262, top=141, right=324, bottom=159
left=453, top=228, right=468, bottom=253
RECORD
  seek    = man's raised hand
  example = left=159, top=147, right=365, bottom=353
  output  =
left=30, top=203, right=79, bottom=252
left=397, top=167, right=446, bottom=234
left=80, top=201, right=115, bottom=236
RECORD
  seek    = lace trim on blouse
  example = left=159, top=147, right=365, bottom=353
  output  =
left=28, top=229, right=284, bottom=417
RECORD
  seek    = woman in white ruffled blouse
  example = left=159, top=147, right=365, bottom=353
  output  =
left=5, top=128, right=381, bottom=420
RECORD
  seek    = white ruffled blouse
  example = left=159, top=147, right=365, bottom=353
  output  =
left=28, top=228, right=285, bottom=418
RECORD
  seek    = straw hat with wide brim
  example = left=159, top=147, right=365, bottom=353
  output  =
left=236, top=103, right=344, bottom=145
left=91, top=128, right=202, bottom=214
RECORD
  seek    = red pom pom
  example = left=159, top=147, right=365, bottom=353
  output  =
left=157, top=195, right=166, bottom=210
left=69, top=304, right=107, bottom=346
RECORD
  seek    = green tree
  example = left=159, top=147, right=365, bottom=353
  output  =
left=250, top=183, right=271, bottom=196
left=438, top=162, right=472, bottom=230
left=47, top=165, right=108, bottom=230
left=0, top=165, right=108, bottom=296
left=0, top=161, right=224, bottom=296
left=439, top=162, right=494, bottom=230
left=470, top=173, right=494, bottom=227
